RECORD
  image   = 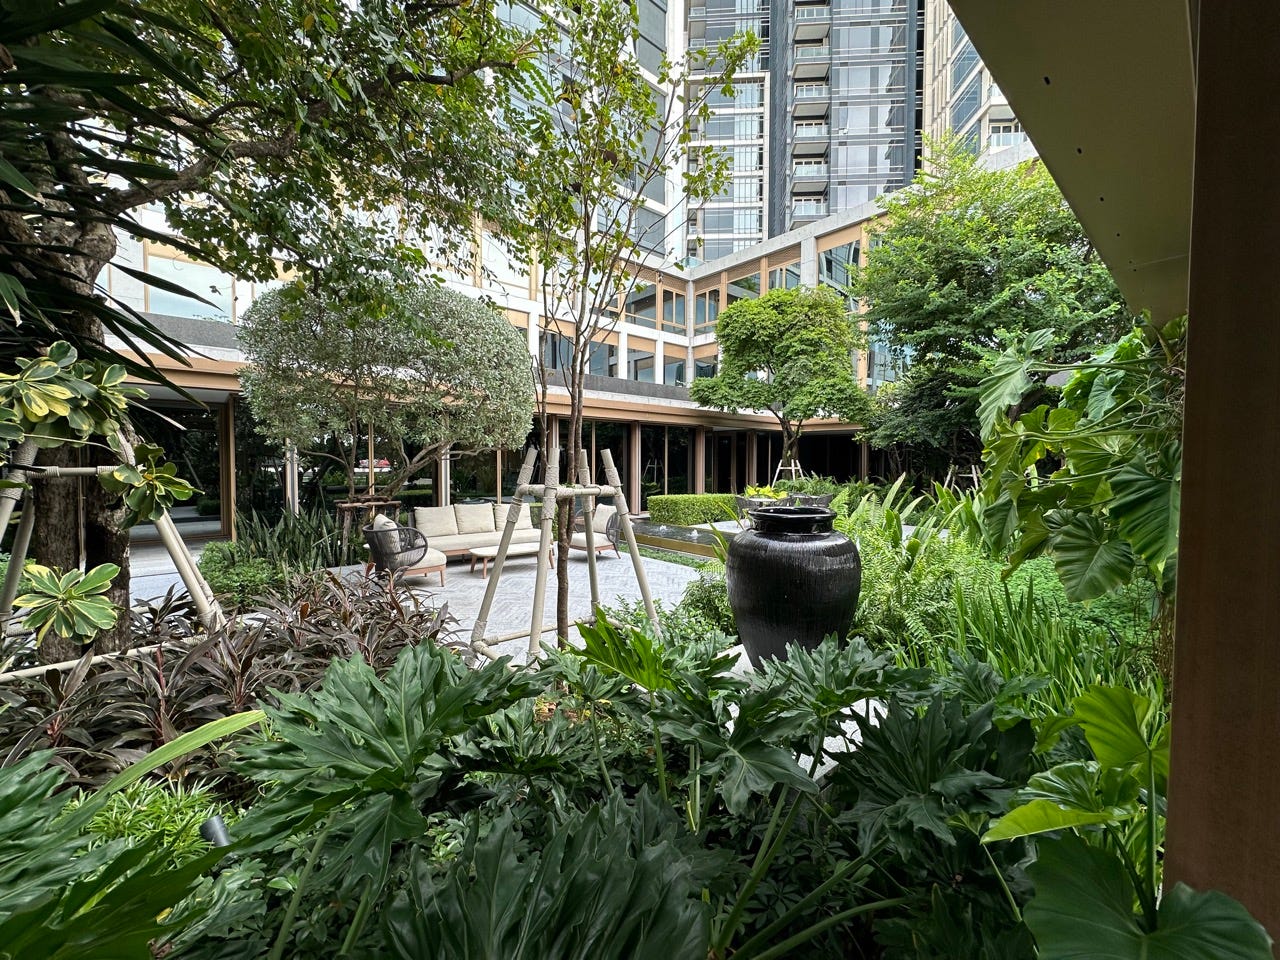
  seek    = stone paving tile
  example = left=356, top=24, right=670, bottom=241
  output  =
left=407, top=550, right=700, bottom=665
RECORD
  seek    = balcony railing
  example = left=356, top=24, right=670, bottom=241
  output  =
left=792, top=199, right=828, bottom=217
left=792, top=162, right=828, bottom=179
left=793, top=5, right=830, bottom=20
left=795, top=45, right=831, bottom=60
left=793, top=82, right=829, bottom=99
left=793, top=122, right=829, bottom=139
left=988, top=130, right=1028, bottom=149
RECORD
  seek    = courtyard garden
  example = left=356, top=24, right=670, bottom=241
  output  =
left=0, top=0, right=1271, bottom=958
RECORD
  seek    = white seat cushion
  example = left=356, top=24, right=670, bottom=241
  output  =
left=414, top=506, right=458, bottom=538
left=493, top=502, right=533, bottom=529
left=416, top=547, right=447, bottom=568
left=455, top=503, right=496, bottom=535
left=570, top=532, right=615, bottom=551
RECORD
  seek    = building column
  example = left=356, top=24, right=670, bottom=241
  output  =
left=628, top=423, right=642, bottom=513
left=438, top=449, right=452, bottom=507
left=800, top=236, right=819, bottom=286
left=654, top=338, right=665, bottom=386
left=221, top=399, right=237, bottom=540
left=1164, top=0, right=1280, bottom=938
left=618, top=328, right=629, bottom=381
left=693, top=427, right=707, bottom=494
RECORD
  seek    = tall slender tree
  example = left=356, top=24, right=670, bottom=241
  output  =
left=517, top=0, right=757, bottom=640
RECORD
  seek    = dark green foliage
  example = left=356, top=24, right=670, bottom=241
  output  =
left=827, top=694, right=1040, bottom=957
left=678, top=568, right=737, bottom=636
left=234, top=504, right=354, bottom=573
left=855, top=138, right=1132, bottom=477
left=690, top=287, right=871, bottom=463
left=0, top=574, right=456, bottom=786
left=648, top=493, right=739, bottom=525
left=775, top=474, right=843, bottom=495
left=0, top=751, right=228, bottom=960
left=195, top=497, right=222, bottom=517
left=386, top=797, right=713, bottom=960
left=197, top=541, right=283, bottom=605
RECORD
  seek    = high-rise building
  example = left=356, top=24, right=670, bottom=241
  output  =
left=922, top=0, right=1027, bottom=155
left=687, top=0, right=925, bottom=257
left=685, top=0, right=773, bottom=263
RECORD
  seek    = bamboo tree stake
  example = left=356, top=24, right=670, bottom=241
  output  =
left=601, top=450, right=660, bottom=635
left=0, top=497, right=35, bottom=633
left=578, top=448, right=600, bottom=608
left=470, top=446, right=540, bottom=653
left=528, top=445, right=560, bottom=660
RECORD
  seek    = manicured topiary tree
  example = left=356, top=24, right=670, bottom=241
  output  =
left=690, top=286, right=871, bottom=470
left=240, top=278, right=535, bottom=499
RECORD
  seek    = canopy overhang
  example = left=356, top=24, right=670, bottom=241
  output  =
left=949, top=1, right=1196, bottom=325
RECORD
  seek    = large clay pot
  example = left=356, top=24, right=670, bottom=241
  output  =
left=725, top=505, right=861, bottom=669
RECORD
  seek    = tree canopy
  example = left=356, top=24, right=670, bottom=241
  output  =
left=690, top=286, right=871, bottom=465
left=239, top=279, right=534, bottom=498
left=854, top=139, right=1131, bottom=478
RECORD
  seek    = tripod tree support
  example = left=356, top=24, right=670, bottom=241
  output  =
left=470, top=446, right=659, bottom=664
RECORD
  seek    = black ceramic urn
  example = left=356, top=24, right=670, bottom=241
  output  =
left=725, top=505, right=861, bottom=669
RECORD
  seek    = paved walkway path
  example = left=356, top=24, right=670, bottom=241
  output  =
left=129, top=544, right=700, bottom=666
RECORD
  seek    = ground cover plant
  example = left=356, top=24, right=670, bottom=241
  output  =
left=0, top=617, right=1265, bottom=958
left=0, top=575, right=457, bottom=787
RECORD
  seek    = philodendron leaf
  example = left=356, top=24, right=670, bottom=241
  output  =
left=978, top=328, right=1057, bottom=439
left=1025, top=835, right=1272, bottom=960
left=984, top=761, right=1141, bottom=842
left=1050, top=513, right=1135, bottom=602
left=1110, top=454, right=1180, bottom=571
left=1072, top=686, right=1170, bottom=791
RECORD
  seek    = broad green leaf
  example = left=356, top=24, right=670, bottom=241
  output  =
left=1050, top=513, right=1134, bottom=601
left=1025, top=835, right=1272, bottom=960
left=1072, top=686, right=1169, bottom=790
left=984, top=761, right=1140, bottom=842
left=978, top=328, right=1056, bottom=439
left=1110, top=455, right=1180, bottom=570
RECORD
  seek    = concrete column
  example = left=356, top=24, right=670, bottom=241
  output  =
left=220, top=400, right=237, bottom=540
left=654, top=338, right=665, bottom=385
left=438, top=449, right=452, bottom=507
left=800, top=236, right=819, bottom=286
left=1164, top=0, right=1280, bottom=939
left=693, top=427, right=706, bottom=494
left=617, top=328, right=629, bottom=381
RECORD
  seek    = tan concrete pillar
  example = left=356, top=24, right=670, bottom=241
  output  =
left=1164, top=0, right=1280, bottom=939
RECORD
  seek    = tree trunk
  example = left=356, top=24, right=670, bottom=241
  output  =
left=29, top=219, right=133, bottom=658
left=32, top=445, right=85, bottom=664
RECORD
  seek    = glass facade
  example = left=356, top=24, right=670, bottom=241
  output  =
left=774, top=0, right=922, bottom=231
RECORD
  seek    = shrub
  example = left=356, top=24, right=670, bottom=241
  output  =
left=647, top=493, right=737, bottom=526
left=195, top=497, right=221, bottom=516
left=775, top=474, right=842, bottom=496
left=676, top=564, right=736, bottom=636
left=0, top=573, right=458, bottom=788
left=196, top=542, right=283, bottom=605
left=234, top=503, right=353, bottom=571
left=74, top=781, right=233, bottom=869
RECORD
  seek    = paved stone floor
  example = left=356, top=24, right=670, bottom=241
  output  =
left=130, top=542, right=700, bottom=667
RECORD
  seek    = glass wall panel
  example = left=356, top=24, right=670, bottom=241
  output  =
left=667, top=427, right=692, bottom=495
left=629, top=349, right=655, bottom=382
left=639, top=425, right=665, bottom=509
left=592, top=420, right=630, bottom=499
left=131, top=402, right=224, bottom=538
left=146, top=257, right=233, bottom=321
left=451, top=451, right=498, bottom=502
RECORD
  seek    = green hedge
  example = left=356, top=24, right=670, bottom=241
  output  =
left=647, top=494, right=738, bottom=526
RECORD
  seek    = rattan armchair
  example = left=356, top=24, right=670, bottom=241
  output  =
left=363, top=522, right=447, bottom=586
left=568, top=504, right=621, bottom=558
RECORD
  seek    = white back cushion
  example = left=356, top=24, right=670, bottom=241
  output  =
left=494, top=502, right=533, bottom=530
left=455, top=503, right=496, bottom=535
left=593, top=504, right=617, bottom=534
left=371, top=512, right=398, bottom=531
left=414, top=506, right=458, bottom=538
